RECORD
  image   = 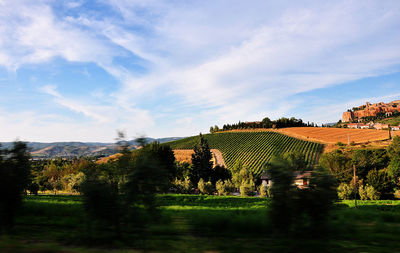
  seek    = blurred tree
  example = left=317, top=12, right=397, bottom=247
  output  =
left=0, top=142, right=31, bottom=232
left=190, top=134, right=213, bottom=184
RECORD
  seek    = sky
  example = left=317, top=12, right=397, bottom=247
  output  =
left=1, top=0, right=400, bottom=142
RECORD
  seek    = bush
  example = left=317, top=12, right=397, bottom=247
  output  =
left=240, top=179, right=255, bottom=196
left=172, top=176, right=192, bottom=194
left=198, top=179, right=214, bottom=195
left=216, top=180, right=225, bottom=196
left=259, top=184, right=269, bottom=197
left=366, top=169, right=394, bottom=196
left=358, top=184, right=368, bottom=200
left=337, top=183, right=353, bottom=200
left=365, top=184, right=379, bottom=200
left=394, top=189, right=400, bottom=199
left=223, top=180, right=235, bottom=195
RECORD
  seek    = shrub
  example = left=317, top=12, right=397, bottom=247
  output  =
left=223, top=180, right=235, bottom=195
left=216, top=180, right=225, bottom=196
left=337, top=183, right=353, bottom=200
left=366, top=169, right=394, bottom=196
left=365, top=184, right=379, bottom=200
left=198, top=178, right=205, bottom=194
left=394, top=189, right=400, bottom=199
left=358, top=185, right=368, bottom=200
left=337, top=142, right=345, bottom=147
left=172, top=176, right=192, bottom=194
left=259, top=184, right=269, bottom=197
left=240, top=179, right=255, bottom=196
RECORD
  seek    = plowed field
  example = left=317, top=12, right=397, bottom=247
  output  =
left=277, top=127, right=399, bottom=144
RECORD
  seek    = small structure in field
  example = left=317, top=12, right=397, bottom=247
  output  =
left=261, top=171, right=312, bottom=189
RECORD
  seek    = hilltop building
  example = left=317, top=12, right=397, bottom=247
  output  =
left=342, top=100, right=400, bottom=122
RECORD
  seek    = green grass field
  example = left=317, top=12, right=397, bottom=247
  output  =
left=166, top=131, right=324, bottom=176
left=1, top=195, right=400, bottom=253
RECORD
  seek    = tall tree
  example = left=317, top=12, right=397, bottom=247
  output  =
left=190, top=133, right=213, bottom=185
left=0, top=142, right=31, bottom=232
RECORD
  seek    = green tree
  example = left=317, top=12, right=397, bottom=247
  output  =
left=319, top=149, right=352, bottom=183
left=366, top=169, right=394, bottom=197
left=387, top=136, right=400, bottom=158
left=190, top=133, right=213, bottom=185
left=0, top=142, right=31, bottom=232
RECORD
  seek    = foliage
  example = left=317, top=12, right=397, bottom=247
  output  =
left=0, top=142, right=31, bottom=232
left=210, top=165, right=231, bottom=185
left=215, top=180, right=225, bottom=196
left=190, top=134, right=213, bottom=185
left=197, top=179, right=214, bottom=195
left=337, top=183, right=354, bottom=200
left=358, top=184, right=368, bottom=200
left=80, top=140, right=175, bottom=237
left=258, top=184, right=269, bottom=197
left=231, top=160, right=255, bottom=195
left=212, top=116, right=310, bottom=132
left=366, top=169, right=394, bottom=196
left=267, top=155, right=336, bottom=235
left=387, top=136, right=400, bottom=158
left=394, top=189, right=400, bottom=199
left=365, top=184, right=380, bottom=200
left=388, top=157, right=400, bottom=184
left=166, top=131, right=323, bottom=178
left=352, top=149, right=389, bottom=179
left=172, top=176, right=192, bottom=194
left=319, top=149, right=352, bottom=183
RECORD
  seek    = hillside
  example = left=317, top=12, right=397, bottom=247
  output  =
left=1, top=137, right=183, bottom=158
left=166, top=131, right=323, bottom=177
left=276, top=127, right=399, bottom=144
left=376, top=115, right=400, bottom=126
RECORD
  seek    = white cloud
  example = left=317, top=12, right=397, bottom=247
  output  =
left=1, top=0, right=400, bottom=140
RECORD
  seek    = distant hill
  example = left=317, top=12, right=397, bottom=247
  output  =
left=165, top=131, right=323, bottom=177
left=0, top=137, right=184, bottom=158
left=376, top=115, right=400, bottom=126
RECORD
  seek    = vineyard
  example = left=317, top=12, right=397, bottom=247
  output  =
left=166, top=132, right=324, bottom=177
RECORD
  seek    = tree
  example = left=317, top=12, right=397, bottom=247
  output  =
left=0, top=142, right=31, bottom=232
left=366, top=169, right=394, bottom=197
left=267, top=155, right=336, bottom=236
left=387, top=136, right=400, bottom=158
left=190, top=134, right=213, bottom=185
left=319, top=150, right=352, bottom=183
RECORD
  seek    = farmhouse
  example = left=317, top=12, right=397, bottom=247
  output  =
left=261, top=171, right=312, bottom=189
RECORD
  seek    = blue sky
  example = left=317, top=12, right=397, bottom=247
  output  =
left=1, top=0, right=400, bottom=142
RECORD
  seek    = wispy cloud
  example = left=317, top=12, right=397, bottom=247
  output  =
left=1, top=0, right=400, bottom=141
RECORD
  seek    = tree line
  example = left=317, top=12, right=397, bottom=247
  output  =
left=210, top=116, right=318, bottom=133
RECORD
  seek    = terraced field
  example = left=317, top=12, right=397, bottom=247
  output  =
left=166, top=132, right=323, bottom=177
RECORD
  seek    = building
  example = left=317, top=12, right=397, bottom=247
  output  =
left=261, top=171, right=312, bottom=189
left=342, top=100, right=400, bottom=122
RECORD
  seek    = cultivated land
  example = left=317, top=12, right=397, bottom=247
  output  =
left=173, top=149, right=227, bottom=167
left=277, top=127, right=399, bottom=144
left=2, top=195, right=400, bottom=253
left=166, top=131, right=323, bottom=176
left=222, top=127, right=400, bottom=145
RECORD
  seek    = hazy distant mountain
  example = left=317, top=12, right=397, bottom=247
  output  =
left=0, top=137, right=184, bottom=158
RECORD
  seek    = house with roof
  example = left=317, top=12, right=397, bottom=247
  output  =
left=260, top=171, right=312, bottom=189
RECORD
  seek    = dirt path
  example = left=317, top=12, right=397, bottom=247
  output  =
left=210, top=149, right=226, bottom=168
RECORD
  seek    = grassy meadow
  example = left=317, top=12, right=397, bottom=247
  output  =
left=1, top=194, right=399, bottom=253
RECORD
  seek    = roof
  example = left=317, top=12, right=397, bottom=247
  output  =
left=261, top=170, right=312, bottom=180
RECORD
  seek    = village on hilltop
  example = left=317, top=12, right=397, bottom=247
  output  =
left=342, top=100, right=400, bottom=130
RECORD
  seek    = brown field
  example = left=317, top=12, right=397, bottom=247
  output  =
left=219, top=127, right=400, bottom=148
left=277, top=127, right=399, bottom=144
left=173, top=149, right=226, bottom=167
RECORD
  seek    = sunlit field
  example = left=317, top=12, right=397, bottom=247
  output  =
left=1, top=195, right=399, bottom=253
